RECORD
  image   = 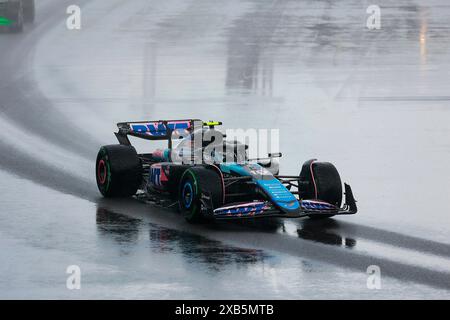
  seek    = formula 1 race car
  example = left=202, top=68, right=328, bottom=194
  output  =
left=0, top=0, right=35, bottom=33
left=96, top=119, right=357, bottom=222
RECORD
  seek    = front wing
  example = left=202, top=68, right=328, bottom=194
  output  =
left=211, top=183, right=357, bottom=220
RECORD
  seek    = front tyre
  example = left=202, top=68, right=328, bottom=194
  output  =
left=178, top=166, right=224, bottom=223
left=299, top=160, right=343, bottom=220
left=96, top=145, right=142, bottom=197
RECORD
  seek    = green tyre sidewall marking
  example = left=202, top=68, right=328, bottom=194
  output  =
left=0, top=17, right=13, bottom=26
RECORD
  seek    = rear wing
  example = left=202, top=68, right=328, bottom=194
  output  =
left=115, top=119, right=204, bottom=148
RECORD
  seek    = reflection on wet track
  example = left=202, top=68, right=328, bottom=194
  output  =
left=0, top=0, right=450, bottom=298
left=297, top=220, right=357, bottom=248
left=97, top=208, right=268, bottom=269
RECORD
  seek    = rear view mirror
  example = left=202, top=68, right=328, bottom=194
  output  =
left=268, top=153, right=282, bottom=158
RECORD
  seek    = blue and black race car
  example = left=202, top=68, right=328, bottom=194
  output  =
left=96, top=119, right=357, bottom=222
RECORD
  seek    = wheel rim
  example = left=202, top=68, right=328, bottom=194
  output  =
left=182, top=182, right=193, bottom=208
left=97, top=159, right=107, bottom=184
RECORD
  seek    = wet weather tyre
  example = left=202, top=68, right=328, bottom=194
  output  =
left=178, top=166, right=224, bottom=223
left=299, top=160, right=342, bottom=219
left=23, top=0, right=35, bottom=23
left=96, top=145, right=142, bottom=197
left=313, top=162, right=342, bottom=206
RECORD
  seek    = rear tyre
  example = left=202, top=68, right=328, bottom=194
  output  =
left=22, top=0, right=35, bottom=23
left=96, top=145, right=142, bottom=197
left=299, top=160, right=342, bottom=219
left=178, top=166, right=224, bottom=223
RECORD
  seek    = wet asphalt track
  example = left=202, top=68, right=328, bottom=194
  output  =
left=0, top=0, right=450, bottom=299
